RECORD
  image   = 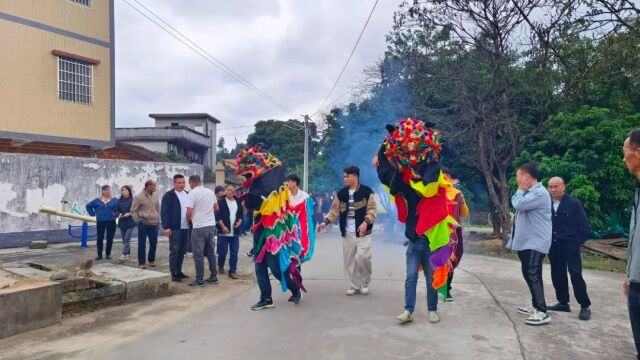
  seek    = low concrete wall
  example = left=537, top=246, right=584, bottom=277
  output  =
left=0, top=281, right=62, bottom=339
left=0, top=152, right=202, bottom=248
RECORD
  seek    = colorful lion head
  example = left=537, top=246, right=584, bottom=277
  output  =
left=381, top=118, right=442, bottom=181
left=236, top=143, right=282, bottom=187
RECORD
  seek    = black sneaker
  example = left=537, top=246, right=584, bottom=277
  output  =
left=579, top=307, right=591, bottom=320
left=293, top=291, right=303, bottom=305
left=178, top=272, right=190, bottom=279
left=95, top=256, right=103, bottom=261
left=188, top=281, right=205, bottom=287
left=206, top=277, right=219, bottom=284
left=171, top=276, right=183, bottom=283
left=446, top=293, right=454, bottom=302
left=251, top=299, right=274, bottom=310
left=547, top=303, right=571, bottom=312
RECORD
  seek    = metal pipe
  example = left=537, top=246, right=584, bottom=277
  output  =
left=39, top=205, right=97, bottom=223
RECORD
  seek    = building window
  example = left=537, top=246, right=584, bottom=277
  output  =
left=69, top=0, right=91, bottom=7
left=58, top=56, right=93, bottom=105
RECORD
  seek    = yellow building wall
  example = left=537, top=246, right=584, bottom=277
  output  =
left=0, top=0, right=110, bottom=43
left=0, top=20, right=111, bottom=142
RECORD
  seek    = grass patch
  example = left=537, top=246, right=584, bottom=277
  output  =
left=466, top=239, right=627, bottom=273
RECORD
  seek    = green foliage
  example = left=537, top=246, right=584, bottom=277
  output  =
left=158, top=152, right=189, bottom=163
left=203, top=166, right=215, bottom=183
left=246, top=119, right=317, bottom=170
left=515, top=107, right=640, bottom=233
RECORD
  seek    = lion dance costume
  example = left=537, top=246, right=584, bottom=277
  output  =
left=375, top=118, right=465, bottom=299
left=237, top=144, right=315, bottom=293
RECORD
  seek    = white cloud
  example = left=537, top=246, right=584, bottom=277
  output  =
left=114, top=0, right=401, bottom=145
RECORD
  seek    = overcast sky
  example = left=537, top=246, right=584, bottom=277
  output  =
left=114, top=0, right=401, bottom=146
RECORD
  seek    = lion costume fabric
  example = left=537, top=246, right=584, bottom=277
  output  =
left=375, top=118, right=464, bottom=298
left=236, top=144, right=315, bottom=292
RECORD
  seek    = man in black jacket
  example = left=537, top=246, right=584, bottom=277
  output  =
left=216, top=183, right=243, bottom=279
left=547, top=176, right=592, bottom=320
left=161, top=174, right=191, bottom=282
left=318, top=166, right=377, bottom=296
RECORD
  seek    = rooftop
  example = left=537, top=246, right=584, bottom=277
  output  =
left=148, top=113, right=221, bottom=124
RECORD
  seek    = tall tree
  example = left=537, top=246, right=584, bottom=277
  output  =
left=246, top=119, right=318, bottom=172
left=386, top=0, right=558, bottom=240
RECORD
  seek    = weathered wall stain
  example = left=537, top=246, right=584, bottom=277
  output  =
left=0, top=152, right=202, bottom=235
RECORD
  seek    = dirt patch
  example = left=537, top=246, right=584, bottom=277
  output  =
left=0, top=269, right=49, bottom=291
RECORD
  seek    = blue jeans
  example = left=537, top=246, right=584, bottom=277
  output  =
left=137, top=224, right=158, bottom=266
left=119, top=226, right=134, bottom=255
left=217, top=235, right=240, bottom=273
left=629, top=283, right=640, bottom=358
left=405, top=237, right=438, bottom=312
left=255, top=252, right=298, bottom=301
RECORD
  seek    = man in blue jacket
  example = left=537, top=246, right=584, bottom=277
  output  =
left=506, top=163, right=552, bottom=326
left=547, top=176, right=592, bottom=320
left=161, top=174, right=191, bottom=282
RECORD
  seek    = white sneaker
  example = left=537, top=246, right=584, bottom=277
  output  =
left=346, top=288, right=360, bottom=296
left=428, top=311, right=440, bottom=323
left=525, top=310, right=551, bottom=325
left=517, top=305, right=534, bottom=316
left=360, top=284, right=369, bottom=295
left=185, top=252, right=193, bottom=258
left=396, top=311, right=413, bottom=323
left=118, top=255, right=126, bottom=263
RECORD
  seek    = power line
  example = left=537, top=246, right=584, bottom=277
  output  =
left=121, top=0, right=300, bottom=120
left=311, top=72, right=379, bottom=119
left=313, top=0, right=379, bottom=115
left=217, top=130, right=254, bottom=137
left=218, top=124, right=255, bottom=131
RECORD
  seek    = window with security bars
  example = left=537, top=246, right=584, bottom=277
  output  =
left=69, top=0, right=91, bottom=7
left=58, top=56, right=93, bottom=105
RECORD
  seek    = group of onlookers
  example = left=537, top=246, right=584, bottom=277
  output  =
left=85, top=176, right=253, bottom=286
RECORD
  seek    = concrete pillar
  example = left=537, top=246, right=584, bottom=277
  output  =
left=215, top=162, right=225, bottom=186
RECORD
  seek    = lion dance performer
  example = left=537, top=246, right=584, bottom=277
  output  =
left=375, top=118, right=467, bottom=324
left=236, top=144, right=315, bottom=310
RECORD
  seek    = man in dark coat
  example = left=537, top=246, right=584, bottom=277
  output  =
left=547, top=176, right=592, bottom=320
left=161, top=174, right=191, bottom=282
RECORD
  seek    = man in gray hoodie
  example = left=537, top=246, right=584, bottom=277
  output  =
left=506, top=163, right=552, bottom=326
left=623, top=129, right=640, bottom=358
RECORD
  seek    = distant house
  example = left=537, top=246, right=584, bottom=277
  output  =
left=215, top=159, right=244, bottom=187
left=116, top=113, right=220, bottom=168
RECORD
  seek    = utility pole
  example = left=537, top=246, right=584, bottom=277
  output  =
left=302, top=114, right=310, bottom=192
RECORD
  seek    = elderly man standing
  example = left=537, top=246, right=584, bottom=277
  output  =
left=131, top=180, right=160, bottom=269
left=547, top=177, right=592, bottom=320
left=506, top=163, right=552, bottom=326
left=623, top=129, right=640, bottom=358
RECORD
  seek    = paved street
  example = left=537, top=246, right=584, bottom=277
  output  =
left=0, top=231, right=635, bottom=360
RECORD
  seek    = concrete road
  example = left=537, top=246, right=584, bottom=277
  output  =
left=90, top=232, right=634, bottom=360
left=0, top=231, right=635, bottom=359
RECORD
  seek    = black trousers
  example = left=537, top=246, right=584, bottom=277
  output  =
left=518, top=249, right=547, bottom=312
left=628, top=283, right=640, bottom=359
left=549, top=240, right=591, bottom=308
left=169, top=229, right=189, bottom=277
left=96, top=220, right=116, bottom=258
